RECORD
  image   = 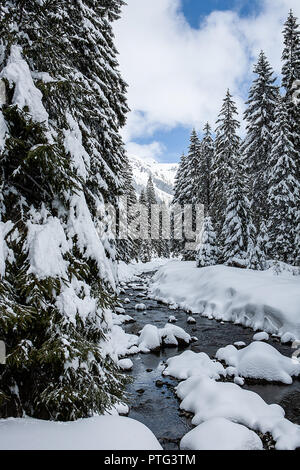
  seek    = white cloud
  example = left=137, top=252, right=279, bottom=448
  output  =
left=114, top=0, right=300, bottom=155
left=125, top=141, right=166, bottom=162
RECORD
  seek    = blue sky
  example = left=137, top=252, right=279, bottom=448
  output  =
left=114, top=0, right=299, bottom=164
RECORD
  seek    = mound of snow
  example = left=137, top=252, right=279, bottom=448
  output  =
left=138, top=325, right=161, bottom=353
left=137, top=323, right=191, bottom=353
left=149, top=261, right=300, bottom=340
left=0, top=416, right=162, bottom=450
left=216, top=342, right=300, bottom=384
left=176, top=376, right=300, bottom=450
left=159, top=323, right=191, bottom=347
left=187, top=316, right=196, bottom=324
left=117, top=359, right=133, bottom=371
left=163, top=350, right=225, bottom=380
left=110, top=325, right=139, bottom=357
left=118, top=259, right=169, bottom=283
left=253, top=332, right=269, bottom=342
left=180, top=417, right=263, bottom=450
left=135, top=303, right=147, bottom=311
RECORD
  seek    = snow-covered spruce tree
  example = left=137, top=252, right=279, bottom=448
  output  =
left=246, top=220, right=267, bottom=270
left=196, top=216, right=219, bottom=268
left=0, top=1, right=128, bottom=420
left=199, top=123, right=214, bottom=213
left=138, top=190, right=152, bottom=263
left=211, top=90, right=241, bottom=239
left=267, top=99, right=299, bottom=264
left=222, top=142, right=249, bottom=268
left=282, top=10, right=300, bottom=195
left=242, top=51, right=279, bottom=229
left=181, top=130, right=202, bottom=261
left=171, top=153, right=187, bottom=257
left=117, top=159, right=139, bottom=263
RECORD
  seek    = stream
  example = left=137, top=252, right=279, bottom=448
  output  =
left=119, top=271, right=300, bottom=450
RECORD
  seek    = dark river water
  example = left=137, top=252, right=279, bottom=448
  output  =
left=119, top=272, right=300, bottom=450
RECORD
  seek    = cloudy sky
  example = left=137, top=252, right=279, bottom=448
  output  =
left=113, top=0, right=300, bottom=163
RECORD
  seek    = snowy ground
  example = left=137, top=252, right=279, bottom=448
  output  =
left=118, top=258, right=170, bottom=284
left=0, top=415, right=162, bottom=450
left=149, top=261, right=300, bottom=342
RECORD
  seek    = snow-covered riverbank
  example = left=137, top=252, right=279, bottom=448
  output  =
left=149, top=261, right=300, bottom=342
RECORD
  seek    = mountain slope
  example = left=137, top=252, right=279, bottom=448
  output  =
left=129, top=154, right=178, bottom=205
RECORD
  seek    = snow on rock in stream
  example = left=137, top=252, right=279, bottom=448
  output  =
left=138, top=323, right=192, bottom=352
left=149, top=261, right=300, bottom=341
left=138, top=325, right=161, bottom=353
left=253, top=332, right=269, bottom=342
left=110, top=325, right=139, bottom=357
left=168, top=315, right=177, bottom=323
left=163, top=350, right=225, bottom=380
left=176, top=376, right=300, bottom=450
left=180, top=417, right=263, bottom=450
left=117, top=359, right=133, bottom=371
left=0, top=416, right=162, bottom=450
left=216, top=342, right=300, bottom=384
left=135, top=303, right=147, bottom=311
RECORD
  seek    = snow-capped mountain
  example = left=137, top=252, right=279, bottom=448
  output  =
left=129, top=154, right=178, bottom=205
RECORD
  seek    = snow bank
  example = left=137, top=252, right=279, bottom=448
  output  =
left=180, top=417, right=263, bottom=450
left=150, top=261, right=300, bottom=340
left=0, top=416, right=162, bottom=450
left=163, top=350, right=225, bottom=380
left=118, top=258, right=169, bottom=283
left=216, top=342, right=300, bottom=384
left=176, top=376, right=300, bottom=450
left=110, top=325, right=139, bottom=357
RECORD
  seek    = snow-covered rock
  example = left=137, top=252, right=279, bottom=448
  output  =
left=253, top=332, right=269, bottom=342
left=138, top=325, right=161, bottom=353
left=180, top=417, right=263, bottom=450
left=234, top=341, right=246, bottom=348
left=168, top=315, right=177, bottom=323
left=159, top=324, right=191, bottom=347
left=163, top=350, right=225, bottom=380
left=117, top=359, right=133, bottom=371
left=150, top=261, right=300, bottom=341
left=0, top=416, right=162, bottom=450
left=176, top=376, right=300, bottom=450
left=216, top=342, right=300, bottom=384
left=187, top=316, right=196, bottom=324
left=110, top=325, right=139, bottom=357
left=135, top=303, right=147, bottom=311
left=115, top=307, right=126, bottom=315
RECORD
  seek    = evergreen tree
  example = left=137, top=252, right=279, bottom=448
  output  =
left=282, top=10, right=300, bottom=93
left=267, top=99, right=299, bottom=264
left=199, top=123, right=214, bottom=213
left=222, top=163, right=249, bottom=268
left=196, top=216, right=219, bottom=267
left=281, top=10, right=300, bottom=196
left=171, top=153, right=187, bottom=257
left=242, top=51, right=279, bottom=228
left=246, top=220, right=267, bottom=270
left=211, top=90, right=241, bottom=238
left=0, top=0, right=128, bottom=420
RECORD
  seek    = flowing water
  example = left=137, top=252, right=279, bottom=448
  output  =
left=119, top=272, right=300, bottom=450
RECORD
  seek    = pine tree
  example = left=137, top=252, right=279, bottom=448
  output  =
left=281, top=10, right=300, bottom=202
left=0, top=0, right=128, bottom=420
left=246, top=220, right=267, bottom=270
left=282, top=10, right=300, bottom=93
left=267, top=99, right=299, bottom=264
left=199, top=123, right=214, bottom=213
left=242, top=51, right=279, bottom=229
left=171, top=154, right=185, bottom=257
left=196, top=216, right=219, bottom=267
left=222, top=159, right=249, bottom=268
left=138, top=190, right=152, bottom=262
left=211, top=90, right=241, bottom=238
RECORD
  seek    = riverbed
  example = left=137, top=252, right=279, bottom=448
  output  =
left=119, top=272, right=300, bottom=450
